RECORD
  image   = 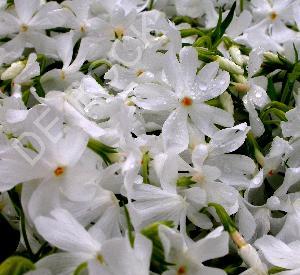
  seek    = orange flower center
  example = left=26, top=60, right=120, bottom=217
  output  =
left=54, top=166, right=65, bottom=177
left=177, top=266, right=187, bottom=275
left=268, top=170, right=274, bottom=176
left=181, top=97, right=193, bottom=107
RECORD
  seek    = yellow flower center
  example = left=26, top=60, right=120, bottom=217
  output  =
left=114, top=27, right=124, bottom=39
left=269, top=11, right=278, bottom=21
left=97, top=254, right=105, bottom=264
left=60, top=71, right=66, bottom=80
left=136, top=69, right=144, bottom=77
left=20, top=24, right=29, bottom=32
left=80, top=24, right=86, bottom=33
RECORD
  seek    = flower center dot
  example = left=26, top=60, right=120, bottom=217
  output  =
left=268, top=170, right=274, bottom=176
left=54, top=166, right=65, bottom=177
left=136, top=69, right=144, bottom=77
left=269, top=11, right=278, bottom=21
left=177, top=266, right=187, bottom=275
left=20, top=24, right=28, bottom=32
left=80, top=25, right=86, bottom=33
left=114, top=27, right=124, bottom=39
left=181, top=97, right=193, bottom=107
left=60, top=71, right=66, bottom=80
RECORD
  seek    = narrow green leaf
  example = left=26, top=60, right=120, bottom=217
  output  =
left=0, top=256, right=35, bottom=275
left=267, top=77, right=277, bottom=101
left=124, top=205, right=135, bottom=247
left=87, top=138, right=118, bottom=165
left=176, top=176, right=196, bottom=187
left=208, top=203, right=237, bottom=233
left=180, top=28, right=205, bottom=38
left=22, top=89, right=30, bottom=106
left=142, top=151, right=151, bottom=184
left=73, top=262, right=88, bottom=275
left=211, top=2, right=236, bottom=48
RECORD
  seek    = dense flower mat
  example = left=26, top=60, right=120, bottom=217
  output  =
left=0, top=0, right=300, bottom=274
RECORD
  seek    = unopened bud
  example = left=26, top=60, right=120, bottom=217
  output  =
left=229, top=46, right=244, bottom=66
left=230, top=231, right=247, bottom=248
left=216, top=56, right=244, bottom=75
left=220, top=92, right=234, bottom=114
left=239, top=244, right=267, bottom=275
left=234, top=83, right=250, bottom=94
left=264, top=52, right=281, bottom=64
left=255, top=148, right=265, bottom=167
left=1, top=61, right=26, bottom=80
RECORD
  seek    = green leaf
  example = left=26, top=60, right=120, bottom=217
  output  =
left=8, top=188, right=34, bottom=259
left=0, top=256, right=35, bottom=275
left=211, top=2, right=236, bottom=48
left=293, top=43, right=299, bottom=63
left=6, top=0, right=14, bottom=8
left=180, top=28, right=205, bottom=38
left=87, top=138, right=118, bottom=165
left=281, top=62, right=300, bottom=104
left=22, top=89, right=30, bottom=106
left=148, top=0, right=154, bottom=10
left=141, top=221, right=174, bottom=274
left=172, top=16, right=200, bottom=27
left=32, top=77, right=45, bottom=98
left=36, top=54, right=49, bottom=74
left=124, top=205, right=134, bottom=247
left=80, top=60, right=111, bottom=74
left=176, top=176, right=196, bottom=187
left=208, top=203, right=237, bottom=233
left=193, top=36, right=212, bottom=48
left=267, top=77, right=277, bottom=101
left=268, top=266, right=288, bottom=274
left=142, top=151, right=151, bottom=184
left=73, top=262, right=88, bottom=275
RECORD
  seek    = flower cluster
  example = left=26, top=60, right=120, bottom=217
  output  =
left=0, top=0, right=300, bottom=274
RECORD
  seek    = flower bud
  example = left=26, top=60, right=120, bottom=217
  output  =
left=255, top=148, right=265, bottom=167
left=239, top=244, right=268, bottom=275
left=216, top=56, right=244, bottom=75
left=229, top=46, right=244, bottom=66
left=263, top=52, right=281, bottom=64
left=220, top=92, right=234, bottom=114
left=1, top=61, right=26, bottom=80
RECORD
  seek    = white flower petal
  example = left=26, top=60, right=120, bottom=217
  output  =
left=34, top=208, right=100, bottom=254
left=15, top=0, right=40, bottom=23
left=162, top=108, right=189, bottom=154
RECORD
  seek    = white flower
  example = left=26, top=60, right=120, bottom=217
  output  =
left=159, top=225, right=229, bottom=275
left=134, top=47, right=233, bottom=153
left=255, top=235, right=300, bottom=272
left=35, top=208, right=151, bottom=275
left=0, top=105, right=102, bottom=202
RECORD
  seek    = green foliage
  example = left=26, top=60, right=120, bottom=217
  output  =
left=211, top=2, right=236, bottom=48
left=176, top=176, right=196, bottom=187
left=141, top=221, right=174, bottom=274
left=208, top=203, right=237, bottom=234
left=0, top=256, right=35, bottom=275
left=87, top=139, right=118, bottom=165
left=142, top=151, right=151, bottom=184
